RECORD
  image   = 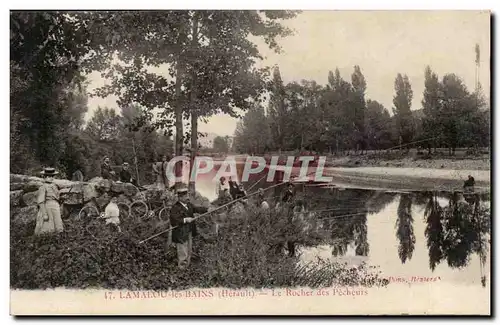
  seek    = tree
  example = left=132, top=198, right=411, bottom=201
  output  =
left=233, top=104, right=271, bottom=154
left=421, top=66, right=442, bottom=154
left=85, top=107, right=122, bottom=142
left=10, top=11, right=106, bottom=169
left=213, top=136, right=230, bottom=153
left=92, top=11, right=299, bottom=190
left=365, top=100, right=392, bottom=150
left=268, top=66, right=288, bottom=151
left=392, top=73, right=414, bottom=150
left=351, top=65, right=367, bottom=153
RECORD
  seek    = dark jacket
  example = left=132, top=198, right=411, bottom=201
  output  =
left=120, top=169, right=132, bottom=183
left=101, top=163, right=113, bottom=180
left=169, top=201, right=208, bottom=243
left=229, top=181, right=238, bottom=199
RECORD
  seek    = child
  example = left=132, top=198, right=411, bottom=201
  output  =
left=104, top=195, right=122, bottom=232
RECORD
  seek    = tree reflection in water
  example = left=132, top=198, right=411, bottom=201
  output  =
left=395, top=193, right=416, bottom=264
left=422, top=191, right=490, bottom=287
left=302, top=187, right=395, bottom=258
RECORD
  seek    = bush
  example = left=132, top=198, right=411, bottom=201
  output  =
left=11, top=203, right=389, bottom=290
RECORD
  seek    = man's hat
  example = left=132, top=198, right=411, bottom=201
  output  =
left=123, top=162, right=129, bottom=166
left=40, top=167, right=59, bottom=176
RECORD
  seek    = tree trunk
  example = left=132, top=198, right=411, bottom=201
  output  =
left=189, top=110, right=198, bottom=192
left=188, top=14, right=199, bottom=193
left=174, top=59, right=184, bottom=186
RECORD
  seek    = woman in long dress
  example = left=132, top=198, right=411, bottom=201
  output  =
left=34, top=167, right=64, bottom=235
left=152, top=155, right=169, bottom=190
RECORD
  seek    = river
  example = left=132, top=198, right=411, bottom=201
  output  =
left=191, top=161, right=491, bottom=289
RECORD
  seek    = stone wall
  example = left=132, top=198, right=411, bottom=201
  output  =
left=10, top=174, right=210, bottom=226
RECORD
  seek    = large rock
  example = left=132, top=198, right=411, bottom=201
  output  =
left=21, top=191, right=38, bottom=206
left=110, top=182, right=138, bottom=197
left=10, top=174, right=30, bottom=184
left=60, top=186, right=84, bottom=205
left=82, top=183, right=98, bottom=202
left=10, top=183, right=24, bottom=191
left=10, top=190, right=23, bottom=207
left=23, top=181, right=43, bottom=193
left=90, top=178, right=112, bottom=193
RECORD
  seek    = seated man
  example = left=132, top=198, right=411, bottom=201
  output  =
left=119, top=162, right=133, bottom=184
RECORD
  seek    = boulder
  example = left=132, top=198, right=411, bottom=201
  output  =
left=10, top=183, right=24, bottom=191
left=23, top=181, right=43, bottom=193
left=53, top=179, right=74, bottom=189
left=82, top=183, right=98, bottom=202
left=10, top=190, right=23, bottom=207
left=111, top=182, right=138, bottom=197
left=10, top=174, right=30, bottom=184
left=21, top=191, right=38, bottom=206
left=60, top=186, right=84, bottom=205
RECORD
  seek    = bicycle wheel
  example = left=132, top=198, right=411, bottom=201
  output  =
left=78, top=205, right=100, bottom=223
left=129, top=200, right=148, bottom=221
left=157, top=207, right=170, bottom=222
left=117, top=203, right=130, bottom=220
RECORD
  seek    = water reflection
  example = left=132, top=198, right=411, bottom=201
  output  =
left=396, top=193, right=415, bottom=264
left=193, top=164, right=490, bottom=287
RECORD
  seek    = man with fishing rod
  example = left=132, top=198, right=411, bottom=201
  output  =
left=169, top=184, right=210, bottom=269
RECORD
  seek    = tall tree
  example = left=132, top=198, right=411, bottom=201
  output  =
left=392, top=73, right=414, bottom=150
left=351, top=65, right=367, bottom=153
left=268, top=66, right=288, bottom=151
left=421, top=66, right=442, bottom=154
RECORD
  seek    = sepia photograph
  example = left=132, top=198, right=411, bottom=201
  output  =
left=9, top=9, right=491, bottom=315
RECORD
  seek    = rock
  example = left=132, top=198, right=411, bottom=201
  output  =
left=92, top=178, right=112, bottom=193
left=23, top=181, right=43, bottom=193
left=82, top=183, right=98, bottom=202
left=12, top=205, right=38, bottom=224
left=10, top=190, right=23, bottom=207
left=11, top=174, right=30, bottom=184
left=60, top=186, right=83, bottom=205
left=22, top=191, right=38, bottom=206
left=53, top=179, right=74, bottom=189
left=10, top=183, right=24, bottom=191
left=111, top=182, right=138, bottom=196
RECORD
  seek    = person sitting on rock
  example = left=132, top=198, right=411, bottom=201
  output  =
left=103, top=195, right=121, bottom=233
left=101, top=156, right=115, bottom=180
left=119, top=162, right=133, bottom=184
left=35, top=167, right=64, bottom=235
left=228, top=176, right=239, bottom=200
left=463, top=175, right=475, bottom=193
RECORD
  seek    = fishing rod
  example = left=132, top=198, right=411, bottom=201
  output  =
left=138, top=180, right=288, bottom=245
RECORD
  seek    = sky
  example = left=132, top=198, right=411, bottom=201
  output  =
left=86, top=10, right=491, bottom=137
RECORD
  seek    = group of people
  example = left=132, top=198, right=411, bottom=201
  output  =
left=216, top=176, right=247, bottom=202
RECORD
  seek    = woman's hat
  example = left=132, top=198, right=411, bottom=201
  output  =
left=40, top=167, right=59, bottom=176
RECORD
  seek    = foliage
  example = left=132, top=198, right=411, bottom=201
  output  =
left=11, top=203, right=389, bottom=289
left=212, top=136, right=230, bottom=154
left=395, top=193, right=415, bottom=264
left=392, top=73, right=414, bottom=148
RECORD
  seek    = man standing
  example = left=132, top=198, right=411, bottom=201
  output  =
left=153, top=155, right=169, bottom=190
left=101, top=156, right=115, bottom=180
left=169, top=185, right=208, bottom=269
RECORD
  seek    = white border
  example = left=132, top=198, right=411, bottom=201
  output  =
left=2, top=1, right=497, bottom=323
